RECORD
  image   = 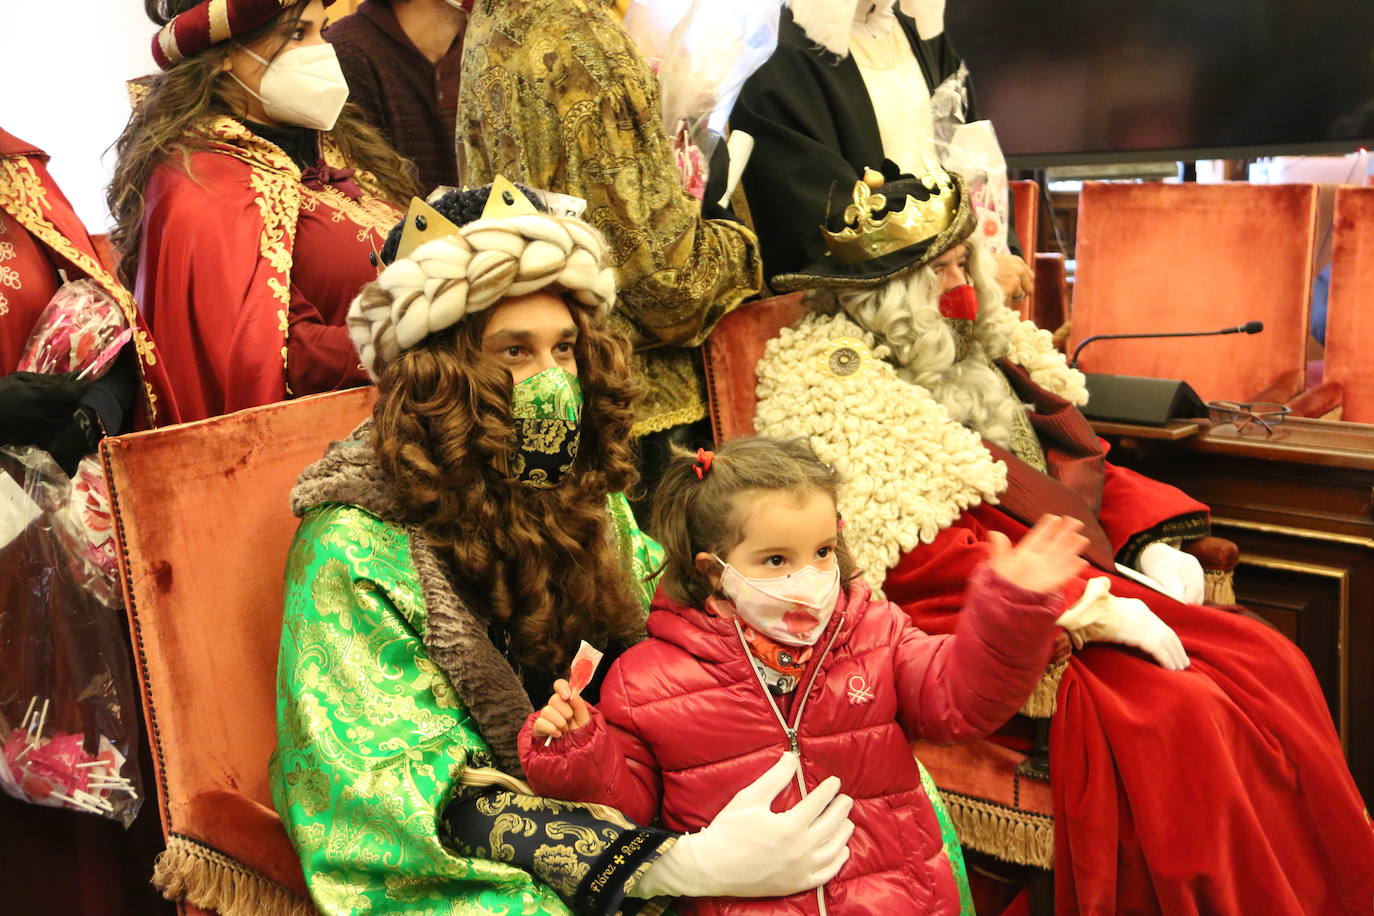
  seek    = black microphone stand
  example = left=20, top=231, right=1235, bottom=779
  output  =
left=1070, top=325, right=1260, bottom=369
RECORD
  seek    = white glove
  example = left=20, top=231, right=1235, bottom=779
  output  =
left=1105, top=596, right=1191, bottom=671
left=629, top=753, right=854, bottom=899
left=1057, top=577, right=1191, bottom=671
left=1136, top=541, right=1205, bottom=606
left=900, top=0, right=945, bottom=39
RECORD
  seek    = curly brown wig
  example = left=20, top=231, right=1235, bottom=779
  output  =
left=370, top=299, right=647, bottom=671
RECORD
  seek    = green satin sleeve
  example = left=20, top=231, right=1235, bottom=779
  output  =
left=606, top=491, right=663, bottom=612
left=271, top=504, right=572, bottom=916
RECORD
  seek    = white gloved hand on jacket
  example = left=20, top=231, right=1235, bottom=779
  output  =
left=629, top=752, right=854, bottom=899
left=1135, top=541, right=1205, bottom=605
left=1056, top=577, right=1191, bottom=671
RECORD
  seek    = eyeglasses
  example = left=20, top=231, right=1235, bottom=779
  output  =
left=1206, top=400, right=1291, bottom=435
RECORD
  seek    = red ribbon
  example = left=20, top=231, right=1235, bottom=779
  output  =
left=301, top=164, right=363, bottom=201
left=693, top=448, right=714, bottom=480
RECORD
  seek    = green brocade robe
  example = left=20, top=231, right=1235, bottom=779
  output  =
left=272, top=432, right=668, bottom=916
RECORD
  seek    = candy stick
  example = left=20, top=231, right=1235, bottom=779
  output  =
left=29, top=699, right=49, bottom=738
left=544, top=641, right=604, bottom=746
left=75, top=760, right=108, bottom=769
left=19, top=696, right=37, bottom=731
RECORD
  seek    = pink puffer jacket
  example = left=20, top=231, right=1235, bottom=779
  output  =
left=519, top=564, right=1062, bottom=915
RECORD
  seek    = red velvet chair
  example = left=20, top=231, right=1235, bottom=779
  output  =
left=1031, top=253, right=1070, bottom=342
left=1009, top=180, right=1040, bottom=321
left=1071, top=182, right=1317, bottom=403
left=1323, top=186, right=1374, bottom=422
left=103, top=387, right=377, bottom=916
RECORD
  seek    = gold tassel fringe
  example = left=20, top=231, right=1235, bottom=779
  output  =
left=1018, top=658, right=1067, bottom=719
left=941, top=790, right=1055, bottom=870
left=1204, top=568, right=1236, bottom=605
left=152, top=834, right=316, bottom=916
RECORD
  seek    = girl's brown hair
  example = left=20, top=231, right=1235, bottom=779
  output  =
left=369, top=298, right=646, bottom=671
left=108, top=0, right=418, bottom=289
left=650, top=436, right=859, bottom=608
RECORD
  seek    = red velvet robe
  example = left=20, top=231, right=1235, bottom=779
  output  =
left=888, top=371, right=1374, bottom=914
left=134, top=118, right=400, bottom=423
left=0, top=129, right=172, bottom=424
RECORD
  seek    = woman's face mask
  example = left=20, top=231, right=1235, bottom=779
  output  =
left=228, top=43, right=350, bottom=131
left=715, top=558, right=842, bottom=647
left=510, top=366, right=582, bottom=489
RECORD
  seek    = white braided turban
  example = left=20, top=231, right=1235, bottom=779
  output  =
left=347, top=213, right=618, bottom=378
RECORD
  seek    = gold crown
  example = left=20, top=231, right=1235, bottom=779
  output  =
left=393, top=176, right=538, bottom=262
left=821, top=167, right=961, bottom=265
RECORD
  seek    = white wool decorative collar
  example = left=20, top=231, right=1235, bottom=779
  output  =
left=754, top=312, right=1006, bottom=583
left=982, top=301, right=1090, bottom=407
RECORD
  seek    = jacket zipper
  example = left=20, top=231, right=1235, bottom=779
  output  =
left=733, top=615, right=846, bottom=916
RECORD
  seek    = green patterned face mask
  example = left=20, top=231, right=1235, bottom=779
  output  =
left=510, top=366, right=583, bottom=489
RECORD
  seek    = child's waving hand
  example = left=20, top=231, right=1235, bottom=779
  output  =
left=532, top=678, right=591, bottom=741
left=987, top=514, right=1090, bottom=594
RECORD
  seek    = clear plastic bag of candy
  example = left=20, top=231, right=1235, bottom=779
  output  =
left=932, top=64, right=1012, bottom=254
left=0, top=446, right=142, bottom=825
left=14, top=279, right=129, bottom=606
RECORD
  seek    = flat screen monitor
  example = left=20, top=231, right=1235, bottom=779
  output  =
left=946, top=0, right=1374, bottom=167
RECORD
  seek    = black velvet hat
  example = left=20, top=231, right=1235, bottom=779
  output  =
left=771, top=160, right=977, bottom=292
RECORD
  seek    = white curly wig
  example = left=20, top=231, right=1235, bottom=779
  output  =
left=807, top=233, right=1086, bottom=448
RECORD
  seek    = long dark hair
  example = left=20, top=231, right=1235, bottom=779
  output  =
left=108, top=0, right=418, bottom=288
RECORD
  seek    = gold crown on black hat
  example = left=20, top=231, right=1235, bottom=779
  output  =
left=822, top=164, right=960, bottom=265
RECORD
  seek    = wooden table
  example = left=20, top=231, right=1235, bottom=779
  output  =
left=1095, top=416, right=1374, bottom=802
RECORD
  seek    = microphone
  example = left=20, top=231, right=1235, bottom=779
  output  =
left=1070, top=320, right=1264, bottom=369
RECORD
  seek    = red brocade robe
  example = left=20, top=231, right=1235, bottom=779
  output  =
left=0, top=129, right=171, bottom=423
left=135, top=118, right=400, bottom=423
left=885, top=365, right=1374, bottom=914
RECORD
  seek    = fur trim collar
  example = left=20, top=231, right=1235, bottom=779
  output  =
left=291, top=423, right=533, bottom=775
left=755, top=313, right=1006, bottom=583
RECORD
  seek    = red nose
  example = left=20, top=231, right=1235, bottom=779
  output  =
left=939, top=284, right=979, bottom=321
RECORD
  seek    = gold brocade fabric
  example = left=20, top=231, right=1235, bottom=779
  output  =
left=458, top=0, right=764, bottom=436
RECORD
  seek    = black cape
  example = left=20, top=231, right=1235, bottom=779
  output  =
left=734, top=9, right=1011, bottom=283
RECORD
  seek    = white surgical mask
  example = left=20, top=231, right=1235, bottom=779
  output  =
left=228, top=43, right=350, bottom=132
left=715, top=558, right=841, bottom=647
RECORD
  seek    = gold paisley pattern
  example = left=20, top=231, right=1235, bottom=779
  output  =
left=459, top=0, right=763, bottom=435
left=0, top=154, right=164, bottom=422
left=273, top=505, right=573, bottom=915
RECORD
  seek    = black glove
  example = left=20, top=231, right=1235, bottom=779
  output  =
left=43, top=405, right=103, bottom=477
left=0, top=371, right=89, bottom=447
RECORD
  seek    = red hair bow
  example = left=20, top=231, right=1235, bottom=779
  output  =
left=693, top=448, right=714, bottom=480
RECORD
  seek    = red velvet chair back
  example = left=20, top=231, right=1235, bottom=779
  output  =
left=1070, top=182, right=1317, bottom=403
left=1325, top=186, right=1374, bottom=422
left=703, top=293, right=806, bottom=443
left=103, top=387, right=376, bottom=913
left=1031, top=253, right=1069, bottom=337
left=1010, top=180, right=1040, bottom=321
